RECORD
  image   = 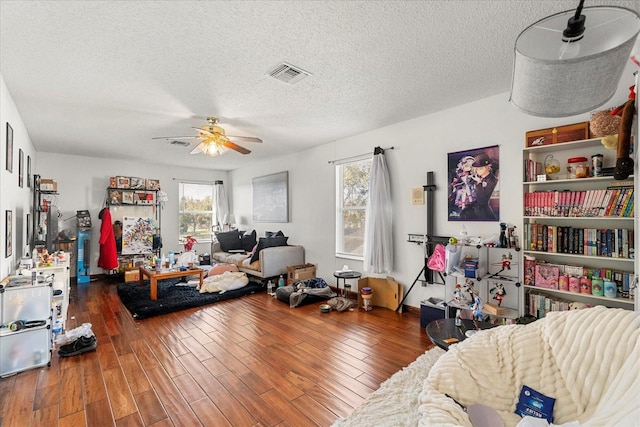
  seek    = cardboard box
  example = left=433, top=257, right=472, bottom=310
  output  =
left=357, top=276, right=403, bottom=312
left=287, top=263, right=316, bottom=285
left=40, top=179, right=57, bottom=192
left=483, top=303, right=505, bottom=316
left=124, top=270, right=140, bottom=282
left=525, top=121, right=590, bottom=147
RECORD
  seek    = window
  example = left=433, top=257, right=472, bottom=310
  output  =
left=178, top=182, right=215, bottom=242
left=336, top=158, right=372, bottom=258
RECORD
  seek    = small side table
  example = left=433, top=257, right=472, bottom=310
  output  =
left=426, top=318, right=496, bottom=351
left=334, top=271, right=361, bottom=297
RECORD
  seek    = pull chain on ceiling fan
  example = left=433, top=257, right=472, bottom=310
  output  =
left=153, top=117, right=262, bottom=157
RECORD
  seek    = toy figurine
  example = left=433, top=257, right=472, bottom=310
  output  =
left=461, top=279, right=476, bottom=302
left=490, top=283, right=506, bottom=306
left=499, top=222, right=508, bottom=248
left=452, top=284, right=465, bottom=303
left=470, top=293, right=484, bottom=321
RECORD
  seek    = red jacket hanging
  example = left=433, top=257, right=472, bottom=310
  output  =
left=98, top=208, right=118, bottom=270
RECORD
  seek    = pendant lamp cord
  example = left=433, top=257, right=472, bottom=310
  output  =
left=564, top=0, right=586, bottom=40
left=573, top=0, right=584, bottom=20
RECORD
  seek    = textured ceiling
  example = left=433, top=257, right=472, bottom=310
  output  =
left=1, top=0, right=639, bottom=171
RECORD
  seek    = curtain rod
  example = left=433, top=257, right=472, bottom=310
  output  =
left=172, top=178, right=225, bottom=184
left=328, top=146, right=395, bottom=164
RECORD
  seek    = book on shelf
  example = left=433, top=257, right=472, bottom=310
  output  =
left=524, top=188, right=634, bottom=218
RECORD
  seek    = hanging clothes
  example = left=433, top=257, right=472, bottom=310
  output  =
left=98, top=207, right=118, bottom=270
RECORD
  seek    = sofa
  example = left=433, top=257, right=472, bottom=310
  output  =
left=210, top=240, right=304, bottom=279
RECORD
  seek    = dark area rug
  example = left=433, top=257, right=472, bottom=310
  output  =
left=117, top=278, right=264, bottom=319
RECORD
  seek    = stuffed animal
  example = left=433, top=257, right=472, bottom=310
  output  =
left=569, top=301, right=589, bottom=310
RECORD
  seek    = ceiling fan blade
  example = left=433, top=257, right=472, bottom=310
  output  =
left=192, top=127, right=214, bottom=136
left=227, top=135, right=262, bottom=143
left=223, top=141, right=251, bottom=155
left=152, top=135, right=199, bottom=140
left=190, top=141, right=207, bottom=155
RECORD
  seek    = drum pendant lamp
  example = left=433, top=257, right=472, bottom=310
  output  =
left=510, top=1, right=640, bottom=117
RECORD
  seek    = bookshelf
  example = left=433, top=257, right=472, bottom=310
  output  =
left=522, top=137, right=637, bottom=316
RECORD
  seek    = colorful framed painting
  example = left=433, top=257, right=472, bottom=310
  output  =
left=5, top=123, right=13, bottom=173
left=447, top=145, right=500, bottom=221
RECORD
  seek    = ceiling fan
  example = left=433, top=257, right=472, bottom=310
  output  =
left=153, top=117, right=262, bottom=157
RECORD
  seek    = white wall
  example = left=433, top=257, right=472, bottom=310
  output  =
left=36, top=153, right=227, bottom=276
left=230, top=74, right=636, bottom=308
left=0, top=75, right=37, bottom=278
left=2, top=67, right=636, bottom=309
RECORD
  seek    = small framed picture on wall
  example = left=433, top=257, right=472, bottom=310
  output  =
left=5, top=210, right=12, bottom=258
left=6, top=123, right=13, bottom=173
left=18, top=149, right=24, bottom=187
left=27, top=155, right=31, bottom=188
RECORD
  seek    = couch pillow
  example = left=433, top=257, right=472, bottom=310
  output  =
left=249, top=236, right=289, bottom=263
left=215, top=230, right=243, bottom=252
left=241, top=230, right=257, bottom=252
left=265, top=230, right=285, bottom=238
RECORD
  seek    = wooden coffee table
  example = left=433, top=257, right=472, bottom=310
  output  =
left=138, top=266, right=204, bottom=300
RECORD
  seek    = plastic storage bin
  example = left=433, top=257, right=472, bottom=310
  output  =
left=1, top=283, right=52, bottom=324
left=0, top=326, right=51, bottom=377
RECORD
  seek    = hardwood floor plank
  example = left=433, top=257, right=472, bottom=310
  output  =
left=216, top=370, right=283, bottom=426
left=291, top=394, right=340, bottom=427
left=0, top=278, right=431, bottom=427
left=31, top=403, right=58, bottom=427
left=261, top=389, right=319, bottom=426
left=172, top=373, right=207, bottom=403
left=115, top=411, right=145, bottom=427
left=59, top=364, right=84, bottom=417
left=59, top=410, right=86, bottom=427
left=86, top=398, right=116, bottom=427
left=33, top=383, right=58, bottom=410
left=189, top=396, right=233, bottom=427
left=133, top=388, right=168, bottom=426
left=145, top=365, right=202, bottom=426
left=81, top=352, right=109, bottom=404
left=118, top=353, right=152, bottom=395
left=103, top=366, right=138, bottom=419
left=2, top=370, right=38, bottom=427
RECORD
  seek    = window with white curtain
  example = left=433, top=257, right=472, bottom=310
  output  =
left=336, top=157, right=372, bottom=258
left=178, top=182, right=216, bottom=242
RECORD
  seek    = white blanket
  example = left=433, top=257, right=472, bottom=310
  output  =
left=199, top=271, right=249, bottom=294
left=419, top=307, right=640, bottom=427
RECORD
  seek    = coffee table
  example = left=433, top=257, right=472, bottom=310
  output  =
left=426, top=318, right=496, bottom=350
left=138, top=266, right=204, bottom=300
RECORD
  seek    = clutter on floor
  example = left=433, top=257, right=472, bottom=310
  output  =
left=56, top=322, right=97, bottom=357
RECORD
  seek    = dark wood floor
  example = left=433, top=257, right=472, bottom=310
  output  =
left=0, top=277, right=433, bottom=427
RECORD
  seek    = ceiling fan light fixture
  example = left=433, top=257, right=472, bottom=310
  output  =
left=202, top=139, right=229, bottom=157
left=510, top=3, right=640, bottom=117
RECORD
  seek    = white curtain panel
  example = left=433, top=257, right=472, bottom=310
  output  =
left=213, top=180, right=229, bottom=232
left=363, top=150, right=393, bottom=274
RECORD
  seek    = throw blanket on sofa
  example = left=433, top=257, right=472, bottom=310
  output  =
left=419, top=306, right=640, bottom=427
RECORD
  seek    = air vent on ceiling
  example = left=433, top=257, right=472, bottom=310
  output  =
left=267, top=62, right=310, bottom=84
left=169, top=140, right=191, bottom=147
